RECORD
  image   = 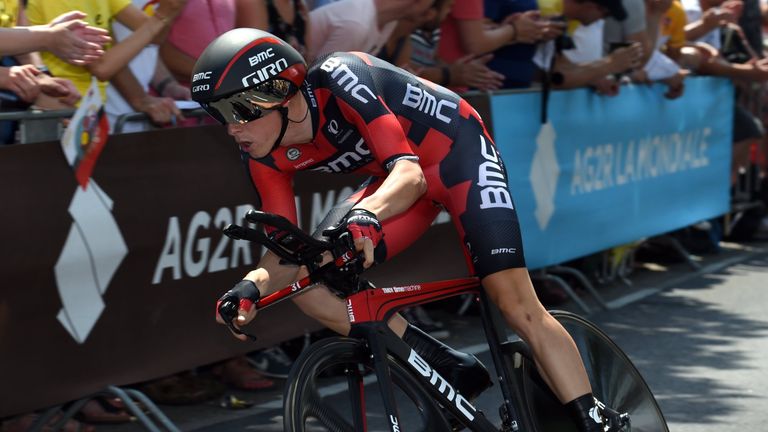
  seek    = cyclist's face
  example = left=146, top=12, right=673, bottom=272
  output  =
left=226, top=110, right=282, bottom=158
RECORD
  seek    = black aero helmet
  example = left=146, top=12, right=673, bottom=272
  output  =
left=191, top=28, right=307, bottom=126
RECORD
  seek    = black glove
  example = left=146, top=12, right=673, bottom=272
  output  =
left=344, top=209, right=383, bottom=248
left=216, top=279, right=260, bottom=324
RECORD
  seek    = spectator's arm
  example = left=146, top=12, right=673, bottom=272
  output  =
left=235, top=0, right=269, bottom=29
left=151, top=59, right=190, bottom=100
left=111, top=66, right=183, bottom=125
left=159, top=41, right=197, bottom=83
left=685, top=7, right=736, bottom=41
left=86, top=1, right=184, bottom=81
left=455, top=18, right=516, bottom=54
left=553, top=43, right=643, bottom=88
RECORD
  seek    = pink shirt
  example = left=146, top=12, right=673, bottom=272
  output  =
left=437, top=0, right=484, bottom=63
left=167, top=0, right=236, bottom=68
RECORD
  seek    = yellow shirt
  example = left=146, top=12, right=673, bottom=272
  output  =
left=538, top=0, right=581, bottom=36
left=661, top=1, right=687, bottom=50
left=26, top=0, right=132, bottom=99
left=0, top=0, right=19, bottom=28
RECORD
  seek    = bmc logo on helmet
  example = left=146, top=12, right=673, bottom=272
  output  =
left=241, top=58, right=288, bottom=87
left=192, top=71, right=212, bottom=82
left=319, top=57, right=375, bottom=104
left=248, top=48, right=275, bottom=66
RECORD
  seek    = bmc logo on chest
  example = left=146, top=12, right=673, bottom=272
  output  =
left=402, top=83, right=457, bottom=124
left=313, top=138, right=371, bottom=173
left=320, top=57, right=376, bottom=104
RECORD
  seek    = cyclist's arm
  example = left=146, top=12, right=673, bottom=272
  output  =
left=353, top=158, right=425, bottom=221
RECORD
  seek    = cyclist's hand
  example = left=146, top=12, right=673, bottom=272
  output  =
left=216, top=280, right=260, bottom=341
left=344, top=208, right=384, bottom=269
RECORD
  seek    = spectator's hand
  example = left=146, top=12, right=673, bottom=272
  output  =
left=37, top=75, right=81, bottom=106
left=156, top=0, right=189, bottom=20
left=160, top=81, right=191, bottom=100
left=136, top=95, right=185, bottom=125
left=0, top=65, right=41, bottom=102
left=450, top=54, right=505, bottom=90
left=661, top=70, right=686, bottom=99
left=721, top=0, right=744, bottom=20
left=702, top=6, right=738, bottom=28
left=607, top=42, right=644, bottom=75
left=591, top=76, right=620, bottom=96
left=504, top=11, right=565, bottom=44
left=47, top=11, right=111, bottom=65
left=628, top=69, right=651, bottom=83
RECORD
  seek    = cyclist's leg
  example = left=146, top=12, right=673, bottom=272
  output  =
left=290, top=177, right=491, bottom=399
left=437, top=108, right=608, bottom=431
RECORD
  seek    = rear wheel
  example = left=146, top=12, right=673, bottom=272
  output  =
left=514, top=310, right=669, bottom=432
left=284, top=336, right=450, bottom=432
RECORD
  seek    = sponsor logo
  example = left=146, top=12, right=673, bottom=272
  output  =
left=241, top=58, right=288, bottom=87
left=407, top=350, right=477, bottom=421
left=478, top=135, right=514, bottom=210
left=491, top=247, right=517, bottom=255
left=286, top=147, right=301, bottom=161
left=312, top=138, right=371, bottom=173
left=346, top=299, right=356, bottom=322
left=294, top=158, right=316, bottom=169
left=153, top=204, right=257, bottom=284
left=402, top=83, right=457, bottom=124
left=381, top=285, right=422, bottom=294
left=248, top=48, right=275, bottom=66
left=390, top=415, right=400, bottom=432
left=55, top=181, right=127, bottom=344
left=305, top=82, right=317, bottom=107
left=328, top=120, right=340, bottom=135
left=192, top=84, right=210, bottom=93
left=320, top=56, right=376, bottom=104
left=192, top=71, right=212, bottom=82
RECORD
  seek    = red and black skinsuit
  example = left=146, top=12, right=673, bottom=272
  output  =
left=243, top=51, right=526, bottom=278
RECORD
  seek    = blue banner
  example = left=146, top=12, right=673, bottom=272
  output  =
left=490, top=77, right=733, bottom=269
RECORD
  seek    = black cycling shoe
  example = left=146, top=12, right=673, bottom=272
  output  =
left=402, top=324, right=493, bottom=400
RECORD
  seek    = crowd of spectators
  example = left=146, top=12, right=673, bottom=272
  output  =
left=2, top=0, right=768, bottom=429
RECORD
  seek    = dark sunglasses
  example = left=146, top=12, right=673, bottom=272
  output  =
left=202, top=79, right=295, bottom=125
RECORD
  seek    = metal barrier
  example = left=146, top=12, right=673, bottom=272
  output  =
left=0, top=107, right=211, bottom=144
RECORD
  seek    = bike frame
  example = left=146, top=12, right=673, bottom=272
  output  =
left=257, top=267, right=526, bottom=431
left=225, top=211, right=529, bottom=431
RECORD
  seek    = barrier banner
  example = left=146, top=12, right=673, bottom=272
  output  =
left=0, top=126, right=467, bottom=416
left=490, top=77, right=734, bottom=269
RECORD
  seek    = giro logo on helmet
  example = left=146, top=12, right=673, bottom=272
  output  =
left=241, top=58, right=289, bottom=87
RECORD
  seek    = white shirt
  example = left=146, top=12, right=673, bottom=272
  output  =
left=681, top=0, right=721, bottom=49
left=105, top=0, right=159, bottom=134
left=308, top=0, right=397, bottom=61
left=534, top=20, right=605, bottom=70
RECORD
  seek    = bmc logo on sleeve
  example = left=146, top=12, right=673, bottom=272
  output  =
left=320, top=56, right=376, bottom=104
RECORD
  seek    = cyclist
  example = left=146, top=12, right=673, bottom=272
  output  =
left=194, top=28, right=622, bottom=432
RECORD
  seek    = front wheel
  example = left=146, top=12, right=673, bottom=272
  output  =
left=283, top=336, right=451, bottom=432
left=516, top=310, right=669, bottom=432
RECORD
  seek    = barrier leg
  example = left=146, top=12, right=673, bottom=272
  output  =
left=27, top=406, right=63, bottom=432
left=649, top=235, right=701, bottom=270
left=122, top=388, right=182, bottom=432
left=549, top=266, right=609, bottom=310
left=532, top=271, right=591, bottom=314
left=105, top=386, right=163, bottom=432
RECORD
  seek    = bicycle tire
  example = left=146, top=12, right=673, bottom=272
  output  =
left=284, top=336, right=451, bottom=432
left=515, top=310, right=669, bottom=432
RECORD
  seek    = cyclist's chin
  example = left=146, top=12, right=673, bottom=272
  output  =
left=243, top=142, right=272, bottom=159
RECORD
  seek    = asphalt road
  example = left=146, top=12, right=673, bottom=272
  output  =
left=101, top=240, right=768, bottom=431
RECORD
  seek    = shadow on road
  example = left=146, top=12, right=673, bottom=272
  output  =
left=591, top=253, right=768, bottom=424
